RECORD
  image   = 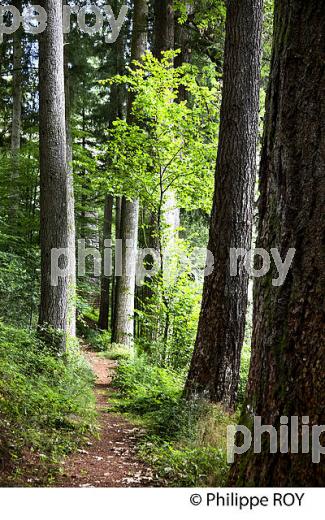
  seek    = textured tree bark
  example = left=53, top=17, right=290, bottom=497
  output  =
left=230, top=0, right=325, bottom=486
left=174, top=3, right=192, bottom=102
left=184, top=0, right=263, bottom=410
left=114, top=0, right=148, bottom=346
left=111, top=196, right=122, bottom=338
left=114, top=196, right=139, bottom=346
left=64, top=33, right=76, bottom=338
left=98, top=194, right=113, bottom=330
left=38, top=0, right=70, bottom=347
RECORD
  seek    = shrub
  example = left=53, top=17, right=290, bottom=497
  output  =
left=112, top=357, right=183, bottom=416
left=84, top=329, right=111, bottom=352
left=111, top=357, right=235, bottom=486
left=99, top=343, right=133, bottom=361
left=0, top=322, right=96, bottom=485
left=135, top=272, right=201, bottom=372
left=139, top=442, right=228, bottom=487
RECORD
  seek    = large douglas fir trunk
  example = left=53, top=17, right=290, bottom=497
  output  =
left=185, top=0, right=263, bottom=410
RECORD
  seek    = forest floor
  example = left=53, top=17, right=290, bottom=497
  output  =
left=54, top=351, right=156, bottom=488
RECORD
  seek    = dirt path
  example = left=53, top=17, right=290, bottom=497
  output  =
left=55, top=352, right=155, bottom=487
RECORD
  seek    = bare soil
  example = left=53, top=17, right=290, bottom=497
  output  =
left=55, top=351, right=156, bottom=487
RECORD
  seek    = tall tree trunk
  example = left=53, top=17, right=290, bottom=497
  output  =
left=111, top=196, right=122, bottom=338
left=10, top=0, right=23, bottom=216
left=114, top=0, right=148, bottom=347
left=174, top=3, right=192, bottom=102
left=230, top=0, right=325, bottom=486
left=98, top=194, right=113, bottom=330
left=64, top=33, right=76, bottom=338
left=153, top=0, right=174, bottom=57
left=99, top=0, right=125, bottom=332
left=38, top=0, right=70, bottom=347
left=114, top=196, right=139, bottom=345
left=184, top=0, right=263, bottom=410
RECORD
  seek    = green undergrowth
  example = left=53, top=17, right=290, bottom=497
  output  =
left=98, top=343, right=133, bottom=361
left=78, top=317, right=133, bottom=361
left=0, top=322, right=97, bottom=486
left=110, top=356, right=236, bottom=486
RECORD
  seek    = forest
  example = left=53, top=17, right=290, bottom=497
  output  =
left=0, top=0, right=324, bottom=488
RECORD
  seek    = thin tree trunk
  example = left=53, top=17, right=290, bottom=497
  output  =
left=175, top=3, right=192, bottom=102
left=138, top=1, right=175, bottom=344
left=230, top=0, right=325, bottom=486
left=38, top=0, right=70, bottom=348
left=98, top=194, right=113, bottom=330
left=114, top=196, right=139, bottom=346
left=152, top=0, right=178, bottom=249
left=184, top=0, right=263, bottom=410
left=98, top=0, right=125, bottom=332
left=114, top=0, right=148, bottom=347
left=64, top=33, right=76, bottom=338
left=111, top=196, right=122, bottom=338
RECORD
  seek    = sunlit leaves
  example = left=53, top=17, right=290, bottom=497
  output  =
left=100, top=51, right=220, bottom=214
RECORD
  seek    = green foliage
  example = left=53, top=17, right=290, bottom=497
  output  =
left=262, top=0, right=274, bottom=83
left=0, top=0, right=265, bottom=486
left=237, top=299, right=253, bottom=408
left=76, top=296, right=101, bottom=344
left=237, top=343, right=251, bottom=407
left=99, top=343, right=133, bottom=361
left=0, top=322, right=96, bottom=485
left=175, top=0, right=226, bottom=66
left=111, top=356, right=235, bottom=486
left=112, top=357, right=183, bottom=416
left=135, top=232, right=209, bottom=371
left=136, top=269, right=201, bottom=371
left=180, top=208, right=210, bottom=247
left=192, top=0, right=227, bottom=30
left=0, top=242, right=39, bottom=327
left=0, top=145, right=40, bottom=328
left=96, top=52, right=219, bottom=369
left=140, top=443, right=228, bottom=487
left=79, top=328, right=108, bottom=353
left=100, top=51, right=219, bottom=213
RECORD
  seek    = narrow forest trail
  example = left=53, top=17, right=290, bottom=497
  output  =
left=55, top=351, right=155, bottom=487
